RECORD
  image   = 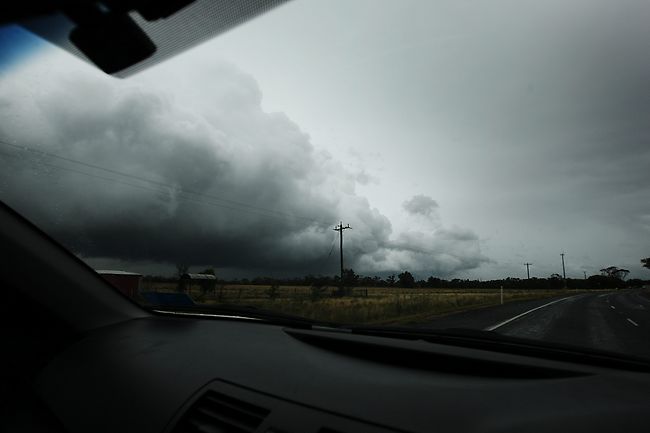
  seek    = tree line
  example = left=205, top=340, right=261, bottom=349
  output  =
left=143, top=261, right=650, bottom=291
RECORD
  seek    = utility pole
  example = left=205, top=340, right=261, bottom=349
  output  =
left=560, top=253, right=566, bottom=279
left=524, top=262, right=532, bottom=279
left=583, top=271, right=587, bottom=280
left=334, top=222, right=351, bottom=294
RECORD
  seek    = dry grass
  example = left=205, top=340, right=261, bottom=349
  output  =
left=141, top=282, right=571, bottom=325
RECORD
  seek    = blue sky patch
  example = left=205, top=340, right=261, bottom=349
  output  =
left=0, top=25, right=45, bottom=72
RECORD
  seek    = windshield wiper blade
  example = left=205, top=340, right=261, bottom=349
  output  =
left=151, top=303, right=330, bottom=329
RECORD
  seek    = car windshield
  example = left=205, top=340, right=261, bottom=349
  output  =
left=1, top=0, right=650, bottom=361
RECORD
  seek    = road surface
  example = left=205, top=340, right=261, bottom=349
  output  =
left=422, top=289, right=650, bottom=359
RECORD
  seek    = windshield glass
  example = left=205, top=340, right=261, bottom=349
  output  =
left=2, top=0, right=650, bottom=360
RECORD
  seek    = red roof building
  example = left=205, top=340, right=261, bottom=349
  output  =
left=96, top=270, right=142, bottom=298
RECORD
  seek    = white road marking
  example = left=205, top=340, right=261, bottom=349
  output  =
left=627, top=318, right=639, bottom=327
left=610, top=305, right=616, bottom=309
left=484, top=297, right=574, bottom=331
left=598, top=294, right=608, bottom=298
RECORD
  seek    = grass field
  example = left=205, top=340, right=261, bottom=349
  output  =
left=140, top=281, right=574, bottom=325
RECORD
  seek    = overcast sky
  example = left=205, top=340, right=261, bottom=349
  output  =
left=1, top=0, right=649, bottom=279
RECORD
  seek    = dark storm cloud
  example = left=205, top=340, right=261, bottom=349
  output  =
left=0, top=59, right=485, bottom=276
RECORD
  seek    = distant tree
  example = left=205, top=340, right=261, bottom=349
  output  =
left=397, top=271, right=415, bottom=288
left=386, top=275, right=396, bottom=287
left=199, top=267, right=215, bottom=275
left=600, top=266, right=630, bottom=280
left=548, top=273, right=564, bottom=289
left=175, top=264, right=190, bottom=292
left=641, top=258, right=650, bottom=270
left=342, top=268, right=359, bottom=287
left=618, top=269, right=630, bottom=280
left=176, top=263, right=189, bottom=278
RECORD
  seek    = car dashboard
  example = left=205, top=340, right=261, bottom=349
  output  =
left=22, top=312, right=650, bottom=433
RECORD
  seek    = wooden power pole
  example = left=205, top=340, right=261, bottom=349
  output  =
left=334, top=222, right=351, bottom=293
left=524, top=262, right=532, bottom=279
left=561, top=252, right=567, bottom=288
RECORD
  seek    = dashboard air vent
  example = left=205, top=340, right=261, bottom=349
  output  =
left=173, top=390, right=270, bottom=433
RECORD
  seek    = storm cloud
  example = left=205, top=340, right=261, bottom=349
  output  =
left=403, top=195, right=438, bottom=217
left=0, top=53, right=483, bottom=277
left=357, top=195, right=488, bottom=275
left=3, top=0, right=649, bottom=280
left=213, top=0, right=649, bottom=279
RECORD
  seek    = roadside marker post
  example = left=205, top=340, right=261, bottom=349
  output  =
left=500, top=286, right=503, bottom=305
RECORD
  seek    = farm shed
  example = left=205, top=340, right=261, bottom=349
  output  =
left=96, top=270, right=142, bottom=298
left=179, top=273, right=217, bottom=294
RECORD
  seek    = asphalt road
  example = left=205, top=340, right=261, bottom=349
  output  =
left=421, top=289, right=650, bottom=359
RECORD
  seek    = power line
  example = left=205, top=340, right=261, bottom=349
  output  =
left=326, top=235, right=337, bottom=258
left=4, top=140, right=477, bottom=263
left=314, top=233, right=338, bottom=271
left=1, top=138, right=321, bottom=222
left=0, top=139, right=332, bottom=226
left=4, top=151, right=307, bottom=221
